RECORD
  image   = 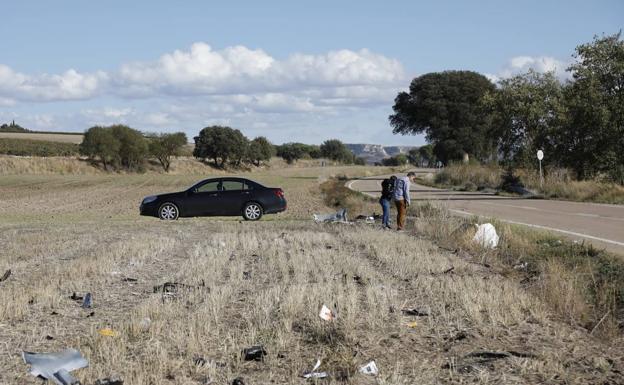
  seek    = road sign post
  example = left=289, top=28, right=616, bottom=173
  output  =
left=537, top=150, right=544, bottom=189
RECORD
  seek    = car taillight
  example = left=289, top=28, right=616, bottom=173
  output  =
left=274, top=188, right=284, bottom=198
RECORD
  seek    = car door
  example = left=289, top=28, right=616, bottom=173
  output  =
left=217, top=179, right=247, bottom=215
left=185, top=180, right=223, bottom=216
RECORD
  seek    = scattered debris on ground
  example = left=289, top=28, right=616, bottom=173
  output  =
left=303, top=359, right=328, bottom=379
left=22, top=348, right=88, bottom=385
left=401, top=307, right=429, bottom=317
left=81, top=292, right=92, bottom=309
left=472, top=223, right=499, bottom=249
left=242, top=345, right=267, bottom=361
left=94, top=376, right=124, bottom=385
left=0, top=269, right=11, bottom=283
left=358, top=360, right=378, bottom=376
left=98, top=328, right=118, bottom=337
left=313, top=208, right=348, bottom=223
left=319, top=304, right=336, bottom=321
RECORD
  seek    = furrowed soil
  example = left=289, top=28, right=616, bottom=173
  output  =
left=0, top=165, right=622, bottom=384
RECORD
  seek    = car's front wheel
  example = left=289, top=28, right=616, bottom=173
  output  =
left=243, top=202, right=263, bottom=221
left=159, top=203, right=179, bottom=220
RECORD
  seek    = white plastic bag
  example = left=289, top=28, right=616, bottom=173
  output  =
left=472, top=223, right=499, bottom=249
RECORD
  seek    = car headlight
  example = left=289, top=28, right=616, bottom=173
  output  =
left=142, top=196, right=157, bottom=204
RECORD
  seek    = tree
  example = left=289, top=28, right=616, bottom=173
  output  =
left=320, top=139, right=354, bottom=163
left=149, top=132, right=188, bottom=172
left=483, top=70, right=565, bottom=169
left=247, top=136, right=275, bottom=166
left=277, top=142, right=307, bottom=164
left=557, top=33, right=624, bottom=182
left=110, top=125, right=149, bottom=171
left=382, top=154, right=408, bottom=166
left=193, top=126, right=249, bottom=167
left=389, top=71, right=496, bottom=164
left=79, top=126, right=120, bottom=170
left=418, top=144, right=435, bottom=167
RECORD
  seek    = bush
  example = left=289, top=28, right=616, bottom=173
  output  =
left=320, top=139, right=354, bottom=163
left=80, top=125, right=148, bottom=171
left=0, top=138, right=79, bottom=157
left=193, top=126, right=248, bottom=167
left=148, top=132, right=188, bottom=171
left=382, top=154, right=408, bottom=166
left=276, top=142, right=307, bottom=164
left=247, top=136, right=275, bottom=166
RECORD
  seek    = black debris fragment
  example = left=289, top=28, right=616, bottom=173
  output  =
left=232, top=378, right=245, bottom=385
left=95, top=377, right=124, bottom=385
left=401, top=308, right=429, bottom=317
left=70, top=292, right=83, bottom=301
left=242, top=345, right=267, bottom=361
left=0, top=269, right=11, bottom=283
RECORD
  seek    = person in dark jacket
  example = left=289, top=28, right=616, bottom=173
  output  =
left=379, top=175, right=396, bottom=229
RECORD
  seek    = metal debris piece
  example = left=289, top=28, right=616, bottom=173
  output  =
left=94, top=376, right=124, bottom=385
left=358, top=360, right=379, bottom=376
left=81, top=293, right=92, bottom=309
left=0, top=269, right=11, bottom=282
left=401, top=307, right=429, bottom=317
left=303, top=359, right=328, bottom=379
left=22, top=348, right=88, bottom=385
left=313, top=208, right=348, bottom=223
left=242, top=345, right=267, bottom=361
left=319, top=304, right=336, bottom=321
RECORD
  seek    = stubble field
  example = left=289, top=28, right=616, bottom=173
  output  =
left=0, top=160, right=622, bottom=384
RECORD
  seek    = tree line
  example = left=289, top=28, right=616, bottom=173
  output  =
left=390, top=33, right=624, bottom=184
left=79, top=124, right=366, bottom=172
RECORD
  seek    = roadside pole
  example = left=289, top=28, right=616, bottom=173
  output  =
left=537, top=150, right=544, bottom=189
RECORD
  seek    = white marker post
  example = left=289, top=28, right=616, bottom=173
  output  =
left=537, top=150, right=544, bottom=189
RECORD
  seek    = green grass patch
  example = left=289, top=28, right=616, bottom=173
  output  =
left=0, top=138, right=79, bottom=157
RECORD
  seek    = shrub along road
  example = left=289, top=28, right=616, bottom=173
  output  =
left=348, top=170, right=624, bottom=255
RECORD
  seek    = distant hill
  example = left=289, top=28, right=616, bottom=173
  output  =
left=346, top=143, right=417, bottom=164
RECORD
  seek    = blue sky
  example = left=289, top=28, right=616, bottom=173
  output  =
left=1, top=0, right=622, bottom=145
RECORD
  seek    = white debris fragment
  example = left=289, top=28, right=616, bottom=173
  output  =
left=23, top=348, right=88, bottom=385
left=358, top=360, right=379, bottom=376
left=472, top=223, right=499, bottom=249
left=319, top=304, right=336, bottom=321
left=303, top=359, right=328, bottom=379
left=313, top=208, right=348, bottom=223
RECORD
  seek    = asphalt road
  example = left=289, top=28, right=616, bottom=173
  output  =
left=347, top=170, right=624, bottom=255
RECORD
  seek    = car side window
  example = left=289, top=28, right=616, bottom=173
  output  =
left=195, top=181, right=220, bottom=193
left=221, top=181, right=243, bottom=191
left=243, top=182, right=253, bottom=190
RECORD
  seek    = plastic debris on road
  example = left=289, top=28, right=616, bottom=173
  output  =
left=472, top=223, right=499, bottom=249
left=358, top=361, right=379, bottom=376
left=303, top=359, right=328, bottom=379
left=313, top=208, right=348, bottom=223
left=319, top=304, right=336, bottom=321
left=22, top=348, right=88, bottom=385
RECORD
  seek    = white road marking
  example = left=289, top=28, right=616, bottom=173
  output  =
left=449, top=209, right=624, bottom=248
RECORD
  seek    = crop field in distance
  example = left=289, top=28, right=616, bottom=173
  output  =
left=0, top=161, right=622, bottom=384
left=0, top=132, right=85, bottom=144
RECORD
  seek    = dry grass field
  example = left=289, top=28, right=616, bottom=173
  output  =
left=0, top=161, right=623, bottom=384
left=0, top=132, right=84, bottom=144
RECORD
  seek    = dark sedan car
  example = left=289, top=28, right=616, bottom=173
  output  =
left=140, top=177, right=286, bottom=221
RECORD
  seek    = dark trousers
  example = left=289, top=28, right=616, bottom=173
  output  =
left=380, top=198, right=391, bottom=227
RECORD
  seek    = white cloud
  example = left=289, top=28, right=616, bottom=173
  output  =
left=0, top=64, right=107, bottom=102
left=489, top=55, right=572, bottom=83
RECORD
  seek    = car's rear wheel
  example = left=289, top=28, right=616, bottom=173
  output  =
left=159, top=203, right=179, bottom=220
left=243, top=202, right=263, bottom=221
